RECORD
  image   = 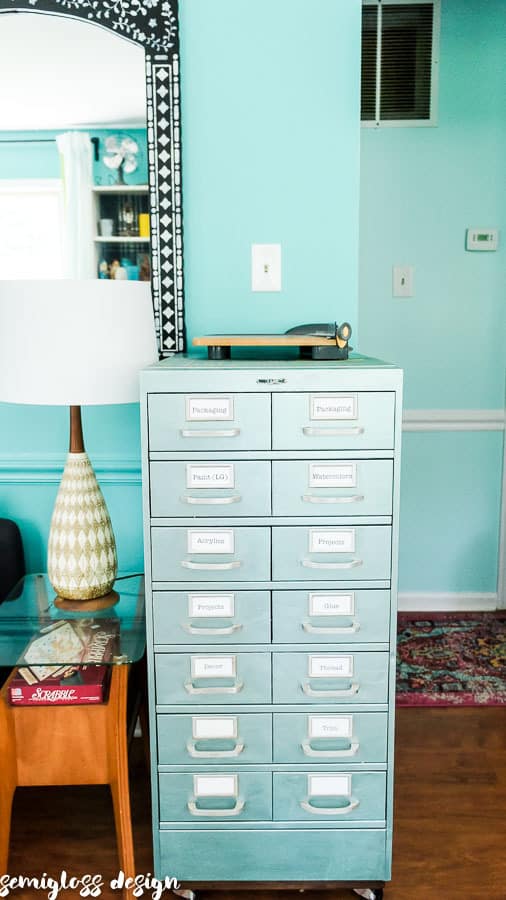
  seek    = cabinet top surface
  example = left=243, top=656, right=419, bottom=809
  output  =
left=143, top=354, right=401, bottom=374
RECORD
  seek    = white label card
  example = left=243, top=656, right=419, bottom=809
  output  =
left=310, top=394, right=357, bottom=421
left=189, top=593, right=235, bottom=618
left=308, top=774, right=351, bottom=798
left=193, top=717, right=238, bottom=740
left=309, top=655, right=354, bottom=678
left=186, top=396, right=233, bottom=421
left=310, top=529, right=355, bottom=554
left=309, top=593, right=355, bottom=617
left=192, top=655, right=236, bottom=679
left=194, top=774, right=238, bottom=798
left=186, top=464, right=235, bottom=489
left=309, top=715, right=353, bottom=740
left=188, top=529, right=235, bottom=554
left=309, top=463, right=357, bottom=489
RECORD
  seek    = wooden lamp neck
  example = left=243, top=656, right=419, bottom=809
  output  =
left=69, top=405, right=85, bottom=454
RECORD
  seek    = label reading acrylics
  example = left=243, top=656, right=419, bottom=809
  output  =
left=191, top=655, right=236, bottom=679
left=309, top=715, right=353, bottom=740
left=186, top=464, right=235, bottom=489
left=310, top=394, right=357, bottom=421
left=188, top=593, right=235, bottom=618
left=309, top=655, right=354, bottom=678
left=308, top=774, right=351, bottom=798
left=309, top=463, right=357, bottom=489
left=309, top=529, right=355, bottom=554
left=194, top=774, right=237, bottom=798
left=185, top=396, right=233, bottom=421
left=193, top=716, right=238, bottom=740
left=309, top=592, right=355, bottom=617
left=187, top=529, right=235, bottom=554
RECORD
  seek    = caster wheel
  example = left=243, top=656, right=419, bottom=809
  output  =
left=353, top=890, right=383, bottom=900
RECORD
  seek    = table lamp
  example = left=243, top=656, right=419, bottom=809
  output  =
left=0, top=280, right=158, bottom=608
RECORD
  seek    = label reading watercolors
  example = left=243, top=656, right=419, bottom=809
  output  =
left=310, top=394, right=357, bottom=421
left=308, top=774, right=351, bottom=798
left=189, top=593, right=235, bottom=618
left=194, top=774, right=237, bottom=798
left=309, top=529, right=355, bottom=554
left=309, top=463, right=357, bottom=489
left=186, top=396, right=233, bottom=421
left=191, top=655, right=236, bottom=679
left=309, top=655, right=354, bottom=678
left=187, top=529, right=234, bottom=554
left=309, top=593, right=355, bottom=617
left=186, top=464, right=235, bottom=489
left=193, top=716, right=238, bottom=740
left=309, top=715, right=353, bottom=740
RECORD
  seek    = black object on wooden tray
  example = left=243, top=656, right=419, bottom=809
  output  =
left=193, top=322, right=353, bottom=360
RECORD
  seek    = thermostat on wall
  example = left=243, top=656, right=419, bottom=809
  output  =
left=466, top=228, right=498, bottom=251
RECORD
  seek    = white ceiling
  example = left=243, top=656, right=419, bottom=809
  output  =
left=0, top=13, right=146, bottom=130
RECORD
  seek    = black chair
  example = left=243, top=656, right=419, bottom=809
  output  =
left=0, top=518, right=26, bottom=687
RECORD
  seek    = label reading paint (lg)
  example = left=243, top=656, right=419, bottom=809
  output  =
left=194, top=774, right=237, bottom=798
left=192, top=655, right=236, bottom=679
left=309, top=593, right=355, bottom=617
left=309, top=463, right=357, bottom=489
left=308, top=774, right=351, bottom=798
left=309, top=655, right=354, bottom=678
left=309, top=529, right=355, bottom=554
left=188, top=529, right=235, bottom=554
left=310, top=394, right=357, bottom=421
left=186, top=464, right=235, bottom=489
left=193, top=716, right=238, bottom=740
left=185, top=396, right=233, bottom=421
left=189, top=593, right=235, bottom=618
left=309, top=715, right=353, bottom=740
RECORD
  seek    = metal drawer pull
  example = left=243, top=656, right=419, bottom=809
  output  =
left=180, top=428, right=240, bottom=438
left=300, top=797, right=359, bottom=816
left=302, top=494, right=364, bottom=505
left=182, top=622, right=243, bottom=636
left=181, top=560, right=242, bottom=571
left=302, top=682, right=359, bottom=698
left=186, top=739, right=245, bottom=758
left=184, top=680, right=244, bottom=695
left=302, top=426, right=364, bottom=437
left=301, top=739, right=359, bottom=758
left=302, top=621, right=360, bottom=635
left=181, top=494, right=242, bottom=505
left=302, top=558, right=363, bottom=570
left=188, top=798, right=245, bottom=817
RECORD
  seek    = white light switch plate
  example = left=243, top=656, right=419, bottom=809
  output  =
left=252, top=243, right=282, bottom=292
left=393, top=265, right=414, bottom=298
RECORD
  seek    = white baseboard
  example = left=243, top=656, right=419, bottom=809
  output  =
left=398, top=592, right=497, bottom=612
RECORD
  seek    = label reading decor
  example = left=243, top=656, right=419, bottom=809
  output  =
left=186, top=464, right=235, bottom=489
left=309, top=463, right=357, bottom=489
left=194, top=774, right=237, bottom=798
left=187, top=529, right=235, bottom=554
left=309, top=655, right=354, bottom=678
left=308, top=774, right=351, bottom=798
left=191, top=655, right=236, bottom=679
left=193, top=717, right=238, bottom=740
left=310, top=394, right=357, bottom=421
left=309, top=593, right=355, bottom=617
left=189, top=593, right=235, bottom=618
left=309, top=529, right=355, bottom=554
left=309, top=715, right=353, bottom=740
left=185, top=396, right=233, bottom=421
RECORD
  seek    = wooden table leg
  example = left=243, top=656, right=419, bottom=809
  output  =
left=0, top=680, right=18, bottom=876
left=106, top=665, right=135, bottom=890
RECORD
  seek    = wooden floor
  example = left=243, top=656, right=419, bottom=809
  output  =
left=6, top=707, right=506, bottom=899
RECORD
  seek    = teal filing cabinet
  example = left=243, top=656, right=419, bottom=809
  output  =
left=141, top=356, right=403, bottom=895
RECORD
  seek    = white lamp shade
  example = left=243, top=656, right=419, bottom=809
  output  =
left=0, top=280, right=158, bottom=405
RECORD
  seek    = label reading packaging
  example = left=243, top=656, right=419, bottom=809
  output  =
left=309, top=593, right=355, bottom=617
left=193, top=716, right=238, bottom=740
left=189, top=593, right=235, bottom=618
left=309, top=463, right=357, bottom=489
left=188, top=529, right=235, bottom=554
left=309, top=715, right=353, bottom=740
left=186, top=464, right=235, bottom=489
left=310, top=394, right=357, bottom=421
left=191, top=655, right=236, bottom=679
left=194, top=774, right=237, bottom=798
left=186, top=396, right=233, bottom=421
left=308, top=774, right=351, bottom=798
left=309, top=655, right=354, bottom=678
left=309, top=529, right=355, bottom=554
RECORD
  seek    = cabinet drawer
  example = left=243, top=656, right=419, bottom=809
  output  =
left=149, top=393, right=271, bottom=451
left=272, top=590, right=390, bottom=643
left=272, top=392, right=395, bottom=450
left=272, top=460, right=393, bottom=516
left=150, top=461, right=271, bottom=517
left=151, top=527, right=271, bottom=582
left=158, top=713, right=273, bottom=765
left=159, top=772, right=272, bottom=822
left=273, top=772, right=386, bottom=824
left=272, top=526, right=391, bottom=581
left=156, top=652, right=272, bottom=705
left=153, top=590, right=271, bottom=644
left=273, top=712, right=388, bottom=764
left=272, top=651, right=389, bottom=704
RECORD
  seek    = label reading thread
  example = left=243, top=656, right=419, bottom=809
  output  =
left=308, top=774, right=351, bottom=797
left=310, top=394, right=357, bottom=421
left=189, top=593, right=235, bottom=618
left=309, top=529, right=355, bottom=554
left=187, top=529, right=235, bottom=554
left=193, top=716, right=238, bottom=740
left=186, top=396, right=233, bottom=421
left=309, top=655, right=354, bottom=678
left=192, top=655, right=236, bottom=679
left=309, top=715, right=353, bottom=740
left=309, top=593, right=355, bottom=617
left=186, top=464, right=235, bottom=489
left=309, top=463, right=357, bottom=489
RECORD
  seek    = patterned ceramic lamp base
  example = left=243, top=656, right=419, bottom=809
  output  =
left=48, top=452, right=117, bottom=600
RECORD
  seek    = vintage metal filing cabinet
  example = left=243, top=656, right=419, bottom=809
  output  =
left=141, top=356, right=403, bottom=896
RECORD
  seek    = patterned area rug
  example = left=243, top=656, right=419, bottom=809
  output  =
left=396, top=612, right=506, bottom=706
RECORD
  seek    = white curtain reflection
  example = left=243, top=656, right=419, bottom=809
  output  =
left=56, top=131, right=95, bottom=279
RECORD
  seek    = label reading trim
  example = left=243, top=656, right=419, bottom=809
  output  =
left=309, top=715, right=353, bottom=740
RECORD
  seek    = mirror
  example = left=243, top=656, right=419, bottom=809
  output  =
left=0, top=0, right=184, bottom=355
